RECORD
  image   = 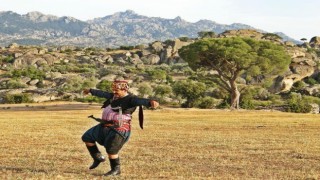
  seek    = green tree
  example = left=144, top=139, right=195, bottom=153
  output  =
left=261, top=33, right=283, bottom=41
left=300, top=38, right=307, bottom=43
left=137, top=83, right=153, bottom=98
left=198, top=31, right=216, bottom=39
left=179, top=37, right=291, bottom=109
left=195, top=96, right=216, bottom=109
left=172, top=80, right=206, bottom=107
left=96, top=80, right=112, bottom=91
left=154, top=85, right=172, bottom=103
left=179, top=37, right=189, bottom=42
left=147, top=69, right=167, bottom=82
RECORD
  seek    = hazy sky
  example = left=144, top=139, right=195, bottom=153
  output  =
left=0, top=0, right=319, bottom=41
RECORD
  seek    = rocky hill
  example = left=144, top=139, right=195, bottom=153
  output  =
left=0, top=10, right=300, bottom=48
left=1, top=30, right=320, bottom=112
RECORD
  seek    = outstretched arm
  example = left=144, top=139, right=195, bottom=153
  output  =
left=131, top=97, right=159, bottom=109
left=83, top=89, right=114, bottom=99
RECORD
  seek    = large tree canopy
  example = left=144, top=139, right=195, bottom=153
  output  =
left=179, top=37, right=291, bottom=109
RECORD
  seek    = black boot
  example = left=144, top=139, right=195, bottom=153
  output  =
left=104, top=158, right=121, bottom=176
left=86, top=145, right=106, bottom=169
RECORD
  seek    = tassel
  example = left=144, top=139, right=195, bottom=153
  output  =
left=139, top=105, right=143, bottom=129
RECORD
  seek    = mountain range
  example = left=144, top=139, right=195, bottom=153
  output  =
left=0, top=10, right=300, bottom=47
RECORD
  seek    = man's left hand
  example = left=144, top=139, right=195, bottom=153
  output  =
left=150, top=100, right=159, bottom=109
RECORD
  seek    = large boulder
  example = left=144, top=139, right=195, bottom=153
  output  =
left=13, top=55, right=40, bottom=68
left=309, top=36, right=320, bottom=49
left=269, top=47, right=317, bottom=93
left=172, top=39, right=192, bottom=55
left=151, top=41, right=163, bottom=53
left=309, top=103, right=319, bottom=114
left=287, top=47, right=306, bottom=58
left=8, top=43, right=20, bottom=49
left=302, top=84, right=320, bottom=96
left=143, top=54, right=160, bottom=65
left=102, top=55, right=114, bottom=64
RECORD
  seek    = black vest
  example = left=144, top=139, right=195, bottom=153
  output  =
left=101, top=95, right=137, bottom=114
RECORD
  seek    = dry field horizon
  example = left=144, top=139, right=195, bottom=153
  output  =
left=0, top=102, right=319, bottom=179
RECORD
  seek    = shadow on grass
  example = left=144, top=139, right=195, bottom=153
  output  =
left=0, top=166, right=104, bottom=177
left=0, top=103, right=100, bottom=111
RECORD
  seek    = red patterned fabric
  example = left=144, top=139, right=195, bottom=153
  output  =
left=102, top=105, right=131, bottom=132
left=112, top=80, right=129, bottom=91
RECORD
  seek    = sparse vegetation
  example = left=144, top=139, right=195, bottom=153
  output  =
left=2, top=93, right=33, bottom=103
left=0, top=105, right=319, bottom=179
left=0, top=30, right=319, bottom=113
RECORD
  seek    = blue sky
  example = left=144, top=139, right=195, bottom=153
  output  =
left=0, top=0, right=319, bottom=41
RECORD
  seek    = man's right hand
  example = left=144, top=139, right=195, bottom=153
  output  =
left=150, top=100, right=159, bottom=109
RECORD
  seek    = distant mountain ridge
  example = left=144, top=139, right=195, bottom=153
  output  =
left=0, top=10, right=300, bottom=47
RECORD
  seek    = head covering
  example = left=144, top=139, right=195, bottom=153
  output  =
left=112, top=80, right=129, bottom=91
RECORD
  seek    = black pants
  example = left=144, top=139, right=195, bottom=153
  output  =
left=82, top=124, right=130, bottom=154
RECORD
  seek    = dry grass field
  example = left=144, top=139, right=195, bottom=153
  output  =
left=0, top=102, right=320, bottom=179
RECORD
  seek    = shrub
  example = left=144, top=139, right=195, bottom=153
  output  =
left=172, top=80, right=206, bottom=108
left=3, top=93, right=33, bottom=104
left=240, top=99, right=255, bottom=109
left=3, top=80, right=27, bottom=89
left=147, top=69, right=167, bottom=82
left=57, top=76, right=84, bottom=93
left=216, top=98, right=230, bottom=109
left=240, top=87, right=256, bottom=109
left=179, top=37, right=189, bottom=42
left=10, top=66, right=46, bottom=80
left=137, top=83, right=153, bottom=98
left=285, top=93, right=312, bottom=113
left=195, top=97, right=216, bottom=109
left=82, top=77, right=98, bottom=90
left=154, top=85, right=172, bottom=103
left=119, top=46, right=134, bottom=50
left=0, top=55, right=14, bottom=64
left=305, top=77, right=318, bottom=85
left=268, top=94, right=284, bottom=106
left=96, top=80, right=112, bottom=91
left=76, top=96, right=105, bottom=103
left=292, top=81, right=307, bottom=92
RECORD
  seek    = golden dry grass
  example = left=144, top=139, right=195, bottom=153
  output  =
left=0, top=103, right=320, bottom=179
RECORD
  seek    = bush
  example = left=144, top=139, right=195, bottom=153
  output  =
left=292, top=81, right=307, bottom=92
left=240, top=87, right=256, bottom=109
left=119, top=46, right=134, bottom=50
left=285, top=93, right=312, bottom=113
left=154, top=85, right=172, bottom=103
left=179, top=37, right=189, bottom=42
left=2, top=79, right=27, bottom=89
left=216, top=98, right=230, bottom=109
left=0, top=55, right=14, bottom=64
left=195, top=97, right=216, bottom=109
left=147, top=69, right=167, bottom=82
left=305, top=77, right=318, bottom=85
left=57, top=76, right=84, bottom=93
left=10, top=66, right=46, bottom=80
left=96, top=80, right=112, bottom=91
left=137, top=83, right=153, bottom=98
left=240, top=99, right=255, bottom=109
left=172, top=80, right=206, bottom=108
left=3, top=93, right=33, bottom=104
left=76, top=96, right=105, bottom=103
left=268, top=94, right=284, bottom=106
